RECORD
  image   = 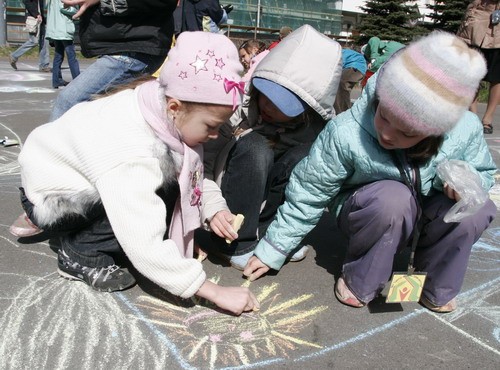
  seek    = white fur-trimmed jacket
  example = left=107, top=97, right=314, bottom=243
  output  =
left=19, top=89, right=207, bottom=298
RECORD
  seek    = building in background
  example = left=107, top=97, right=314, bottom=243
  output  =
left=227, top=0, right=343, bottom=35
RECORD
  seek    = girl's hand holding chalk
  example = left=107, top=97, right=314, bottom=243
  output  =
left=226, top=214, right=245, bottom=243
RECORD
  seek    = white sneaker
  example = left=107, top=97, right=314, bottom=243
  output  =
left=289, top=244, right=310, bottom=262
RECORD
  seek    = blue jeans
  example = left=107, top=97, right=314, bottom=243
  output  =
left=11, top=32, right=50, bottom=69
left=52, top=40, right=80, bottom=88
left=50, top=53, right=166, bottom=121
left=337, top=180, right=496, bottom=305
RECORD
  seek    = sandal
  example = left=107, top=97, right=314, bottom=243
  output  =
left=334, top=276, right=365, bottom=308
left=482, top=122, right=493, bottom=134
left=9, top=212, right=43, bottom=237
left=420, top=296, right=457, bottom=313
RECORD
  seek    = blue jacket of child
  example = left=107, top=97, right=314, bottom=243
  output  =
left=253, top=73, right=497, bottom=271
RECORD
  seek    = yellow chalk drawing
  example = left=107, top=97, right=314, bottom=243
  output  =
left=134, top=278, right=328, bottom=369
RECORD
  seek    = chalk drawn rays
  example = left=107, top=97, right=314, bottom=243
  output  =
left=134, top=278, right=328, bottom=369
left=0, top=257, right=172, bottom=369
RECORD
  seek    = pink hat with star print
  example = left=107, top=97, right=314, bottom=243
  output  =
left=160, top=31, right=244, bottom=110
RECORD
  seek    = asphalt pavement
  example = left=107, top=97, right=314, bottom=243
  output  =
left=0, top=58, right=499, bottom=370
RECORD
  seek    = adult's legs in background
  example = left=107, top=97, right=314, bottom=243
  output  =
left=477, top=47, right=499, bottom=133
left=38, top=25, right=50, bottom=70
left=10, top=33, right=38, bottom=65
left=482, top=82, right=499, bottom=129
left=52, top=41, right=65, bottom=88
left=50, top=53, right=166, bottom=121
left=63, top=40, right=80, bottom=79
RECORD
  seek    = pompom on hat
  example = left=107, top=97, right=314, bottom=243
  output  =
left=159, top=31, right=244, bottom=110
left=376, top=31, right=487, bottom=136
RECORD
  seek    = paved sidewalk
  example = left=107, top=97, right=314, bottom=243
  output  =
left=0, top=59, right=499, bottom=370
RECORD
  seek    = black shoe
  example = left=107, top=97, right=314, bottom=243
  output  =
left=9, top=56, right=17, bottom=70
left=39, top=66, right=52, bottom=72
left=483, top=123, right=493, bottom=134
left=57, top=249, right=136, bottom=292
left=53, top=81, right=69, bottom=89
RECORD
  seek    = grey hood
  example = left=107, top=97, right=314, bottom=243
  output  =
left=251, top=24, right=343, bottom=120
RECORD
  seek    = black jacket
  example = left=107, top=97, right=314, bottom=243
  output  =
left=79, top=0, right=177, bottom=58
left=173, top=0, right=224, bottom=33
left=23, top=0, right=45, bottom=23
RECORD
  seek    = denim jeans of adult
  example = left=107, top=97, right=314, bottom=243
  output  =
left=337, top=180, right=496, bottom=305
left=50, top=52, right=166, bottom=121
left=11, top=32, right=50, bottom=69
left=52, top=40, right=80, bottom=88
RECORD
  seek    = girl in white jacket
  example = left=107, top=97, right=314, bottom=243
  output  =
left=10, top=31, right=259, bottom=316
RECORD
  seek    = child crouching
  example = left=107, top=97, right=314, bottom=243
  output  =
left=11, top=31, right=259, bottom=315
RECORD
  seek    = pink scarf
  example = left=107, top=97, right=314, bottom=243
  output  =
left=136, top=80, right=203, bottom=258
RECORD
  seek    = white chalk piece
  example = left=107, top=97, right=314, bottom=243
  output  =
left=225, top=214, right=245, bottom=244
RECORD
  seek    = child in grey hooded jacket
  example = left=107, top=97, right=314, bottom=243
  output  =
left=198, top=25, right=343, bottom=269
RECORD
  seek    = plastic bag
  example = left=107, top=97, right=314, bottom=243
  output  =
left=436, top=159, right=489, bottom=223
left=25, top=16, right=39, bottom=34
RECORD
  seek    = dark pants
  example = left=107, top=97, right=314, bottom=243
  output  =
left=20, top=187, right=123, bottom=267
left=337, top=180, right=496, bottom=305
left=52, top=40, right=80, bottom=88
left=200, top=132, right=311, bottom=255
left=19, top=182, right=179, bottom=268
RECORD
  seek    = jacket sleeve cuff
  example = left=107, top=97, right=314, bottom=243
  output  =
left=253, top=237, right=288, bottom=271
left=179, top=269, right=207, bottom=299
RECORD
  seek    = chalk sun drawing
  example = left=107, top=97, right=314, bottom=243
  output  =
left=134, top=276, right=328, bottom=369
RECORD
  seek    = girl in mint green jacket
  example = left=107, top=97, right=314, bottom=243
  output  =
left=243, top=31, right=497, bottom=314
